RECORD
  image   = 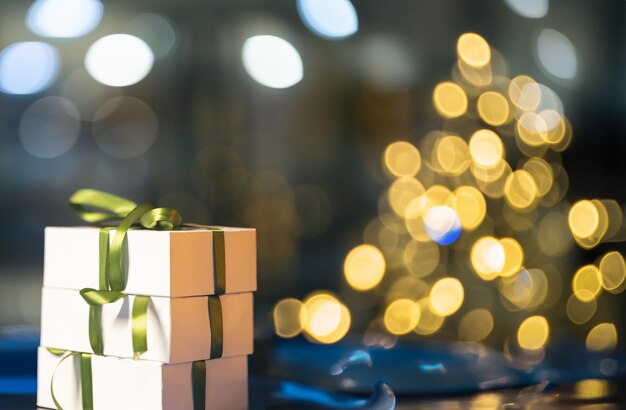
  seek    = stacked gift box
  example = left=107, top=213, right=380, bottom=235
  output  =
left=37, top=216, right=256, bottom=409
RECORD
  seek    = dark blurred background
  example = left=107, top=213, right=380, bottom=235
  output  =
left=0, top=0, right=625, bottom=353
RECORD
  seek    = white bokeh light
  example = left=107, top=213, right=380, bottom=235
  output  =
left=423, top=206, right=462, bottom=245
left=26, top=0, right=103, bottom=38
left=20, top=97, right=81, bottom=158
left=503, top=0, right=548, bottom=19
left=242, top=35, right=303, bottom=89
left=536, top=28, right=578, bottom=81
left=85, top=34, right=154, bottom=87
left=125, top=13, right=178, bottom=59
left=0, top=42, right=60, bottom=95
left=297, top=0, right=358, bottom=40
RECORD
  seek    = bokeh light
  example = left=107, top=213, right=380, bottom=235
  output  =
left=92, top=97, right=159, bottom=158
left=383, top=141, right=421, bottom=178
left=575, top=379, right=609, bottom=400
left=242, top=35, right=303, bottom=89
left=422, top=205, right=462, bottom=245
left=572, top=264, right=602, bottom=302
left=273, top=298, right=304, bottom=338
left=452, top=186, right=486, bottom=230
left=458, top=308, right=494, bottom=342
left=0, top=42, right=60, bottom=95
left=432, top=82, right=468, bottom=118
left=469, top=129, right=504, bottom=168
left=343, top=244, right=386, bottom=291
left=384, top=299, right=421, bottom=335
left=566, top=294, right=596, bottom=325
left=429, top=277, right=464, bottom=316
left=599, top=251, right=626, bottom=293
left=517, top=315, right=549, bottom=350
left=457, top=33, right=491, bottom=68
left=301, top=293, right=351, bottom=344
left=414, top=298, right=445, bottom=335
left=26, top=0, right=103, bottom=38
left=477, top=91, right=510, bottom=126
left=471, top=237, right=506, bottom=280
left=85, top=34, right=155, bottom=87
left=19, top=97, right=81, bottom=159
left=536, top=28, right=578, bottom=82
left=125, top=13, right=178, bottom=59
left=504, top=170, right=538, bottom=211
left=586, top=323, right=617, bottom=352
left=297, top=0, right=358, bottom=40
left=503, top=0, right=548, bottom=18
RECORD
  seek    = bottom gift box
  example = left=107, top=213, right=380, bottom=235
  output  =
left=37, top=347, right=248, bottom=410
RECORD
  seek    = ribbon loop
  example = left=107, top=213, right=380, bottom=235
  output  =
left=69, top=189, right=138, bottom=223
left=140, top=207, right=183, bottom=231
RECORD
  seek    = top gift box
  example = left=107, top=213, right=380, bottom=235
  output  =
left=43, top=189, right=256, bottom=297
left=44, top=226, right=256, bottom=297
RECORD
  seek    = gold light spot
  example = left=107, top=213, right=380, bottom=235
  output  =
left=302, top=292, right=351, bottom=344
left=434, top=135, right=471, bottom=176
left=572, top=265, right=602, bottom=302
left=504, top=170, right=538, bottom=211
left=517, top=315, right=549, bottom=350
left=477, top=91, right=510, bottom=126
left=586, top=323, right=618, bottom=352
left=387, top=177, right=425, bottom=216
left=458, top=308, right=494, bottom=342
left=498, top=237, right=524, bottom=277
left=450, top=186, right=486, bottom=230
left=387, top=276, right=428, bottom=301
left=344, top=244, right=386, bottom=291
left=457, top=33, right=491, bottom=68
left=414, top=297, right=445, bottom=335
left=509, top=75, right=541, bottom=111
left=575, top=379, right=609, bottom=399
left=384, top=299, right=421, bottom=335
left=469, top=129, right=504, bottom=168
left=568, top=200, right=599, bottom=239
left=384, top=141, right=422, bottom=178
left=433, top=82, right=468, bottom=118
left=457, top=59, right=492, bottom=87
left=537, top=211, right=574, bottom=257
left=273, top=298, right=305, bottom=338
left=599, top=251, right=626, bottom=293
left=429, top=277, right=464, bottom=316
left=403, top=240, right=440, bottom=277
left=566, top=293, right=596, bottom=325
left=516, top=112, right=548, bottom=147
left=522, top=157, right=553, bottom=197
left=471, top=236, right=505, bottom=280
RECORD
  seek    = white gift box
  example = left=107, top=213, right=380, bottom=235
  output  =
left=44, top=226, right=256, bottom=297
left=40, top=287, right=254, bottom=363
left=37, top=347, right=248, bottom=410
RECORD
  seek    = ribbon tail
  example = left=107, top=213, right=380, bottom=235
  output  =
left=108, top=203, right=154, bottom=291
left=80, top=354, right=94, bottom=410
left=192, top=360, right=206, bottom=410
left=208, top=295, right=224, bottom=359
left=88, top=306, right=104, bottom=356
left=132, top=296, right=150, bottom=358
left=50, top=351, right=93, bottom=410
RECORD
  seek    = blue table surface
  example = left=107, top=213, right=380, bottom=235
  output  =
left=3, top=333, right=626, bottom=409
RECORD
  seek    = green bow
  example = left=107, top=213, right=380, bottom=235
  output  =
left=69, top=189, right=182, bottom=292
left=79, top=289, right=149, bottom=358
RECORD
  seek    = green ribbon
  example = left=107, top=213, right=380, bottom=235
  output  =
left=68, top=189, right=227, bottom=361
left=48, top=349, right=93, bottom=410
left=80, top=289, right=149, bottom=358
left=192, top=360, right=206, bottom=410
left=208, top=295, right=224, bottom=359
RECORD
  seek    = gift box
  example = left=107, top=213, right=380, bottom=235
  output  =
left=37, top=347, right=248, bottom=410
left=44, top=226, right=256, bottom=297
left=40, top=287, right=254, bottom=363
